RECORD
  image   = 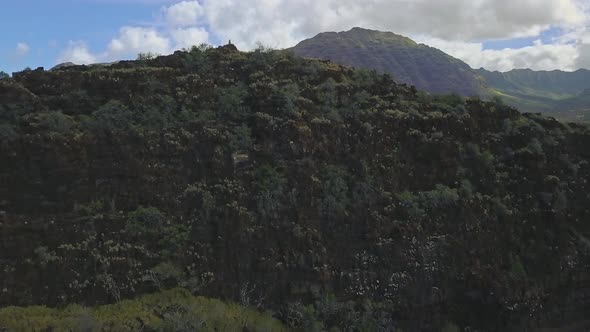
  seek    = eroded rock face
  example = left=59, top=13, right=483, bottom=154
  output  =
left=1, top=46, right=589, bottom=331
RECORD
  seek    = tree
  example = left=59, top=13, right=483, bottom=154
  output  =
left=37, top=111, right=74, bottom=133
left=85, top=100, right=134, bottom=133
left=0, top=71, right=9, bottom=80
left=255, top=165, right=287, bottom=220
left=136, top=52, right=158, bottom=61
left=319, top=165, right=350, bottom=218
left=270, top=82, right=300, bottom=116
left=217, top=84, right=249, bottom=120
left=125, top=206, right=166, bottom=239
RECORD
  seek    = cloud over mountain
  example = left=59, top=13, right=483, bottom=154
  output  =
left=57, top=0, right=590, bottom=71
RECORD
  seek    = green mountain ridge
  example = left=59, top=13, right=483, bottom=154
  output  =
left=477, top=68, right=590, bottom=121
left=477, top=68, right=590, bottom=96
left=291, top=27, right=484, bottom=96
left=1, top=45, right=590, bottom=331
left=291, top=28, right=590, bottom=121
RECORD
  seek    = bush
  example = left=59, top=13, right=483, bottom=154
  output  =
left=0, top=124, right=17, bottom=142
left=38, top=111, right=75, bottom=133
left=255, top=165, right=287, bottom=219
left=85, top=100, right=134, bottom=133
left=137, top=52, right=158, bottom=61
left=421, top=184, right=459, bottom=208
left=229, top=124, right=253, bottom=151
left=217, top=84, right=250, bottom=120
left=125, top=206, right=166, bottom=238
left=0, top=289, right=288, bottom=331
left=319, top=166, right=350, bottom=218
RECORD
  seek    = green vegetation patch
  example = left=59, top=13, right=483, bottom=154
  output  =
left=0, top=288, right=287, bottom=332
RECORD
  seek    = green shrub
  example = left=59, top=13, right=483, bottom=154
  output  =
left=137, top=52, right=158, bottom=61
left=319, top=166, right=350, bottom=218
left=85, top=100, right=134, bottom=133
left=39, top=111, right=75, bottom=133
left=125, top=206, right=167, bottom=238
left=442, top=322, right=460, bottom=332
left=0, top=289, right=288, bottom=331
left=0, top=123, right=17, bottom=142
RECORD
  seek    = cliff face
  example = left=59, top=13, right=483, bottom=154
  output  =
left=1, top=46, right=590, bottom=331
left=291, top=27, right=484, bottom=96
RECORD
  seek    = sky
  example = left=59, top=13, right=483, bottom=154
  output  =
left=1, top=0, right=590, bottom=74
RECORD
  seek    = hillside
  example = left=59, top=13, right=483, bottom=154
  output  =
left=476, top=68, right=590, bottom=96
left=292, top=28, right=590, bottom=121
left=291, top=27, right=484, bottom=96
left=0, top=289, right=287, bottom=331
left=1, top=45, right=590, bottom=331
left=478, top=68, right=590, bottom=121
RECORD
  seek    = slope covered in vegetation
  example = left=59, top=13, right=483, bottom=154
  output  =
left=1, top=44, right=590, bottom=331
left=291, top=27, right=484, bottom=96
left=292, top=28, right=590, bottom=121
left=0, top=288, right=286, bottom=331
left=478, top=68, right=590, bottom=121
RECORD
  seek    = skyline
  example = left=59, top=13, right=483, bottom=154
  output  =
left=1, top=0, right=589, bottom=74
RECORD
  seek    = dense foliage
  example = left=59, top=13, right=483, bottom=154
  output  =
left=0, top=288, right=287, bottom=331
left=1, top=44, right=590, bottom=331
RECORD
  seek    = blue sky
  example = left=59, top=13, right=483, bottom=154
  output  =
left=1, top=0, right=589, bottom=74
left=1, top=1, right=167, bottom=73
left=481, top=27, right=563, bottom=50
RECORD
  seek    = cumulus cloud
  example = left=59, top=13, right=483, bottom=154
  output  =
left=195, top=0, right=590, bottom=70
left=58, top=27, right=174, bottom=64
left=416, top=37, right=580, bottom=72
left=196, top=0, right=585, bottom=49
left=15, top=42, right=30, bottom=56
left=56, top=3, right=210, bottom=64
left=164, top=0, right=204, bottom=26
left=56, top=0, right=590, bottom=71
left=108, top=27, right=171, bottom=56
left=57, top=41, right=98, bottom=64
left=170, top=27, right=209, bottom=49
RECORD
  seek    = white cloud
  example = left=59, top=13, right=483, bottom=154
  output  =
left=196, top=0, right=585, bottom=50
left=56, top=21, right=210, bottom=65
left=416, top=37, right=580, bottom=71
left=170, top=27, right=209, bottom=49
left=56, top=0, right=590, bottom=71
left=15, top=42, right=30, bottom=56
left=108, top=26, right=171, bottom=56
left=196, top=0, right=590, bottom=70
left=57, top=41, right=98, bottom=64
left=164, top=0, right=204, bottom=26
left=57, top=28, right=172, bottom=65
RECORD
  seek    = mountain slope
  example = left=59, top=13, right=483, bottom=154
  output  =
left=291, top=27, right=484, bottom=96
left=292, top=28, right=590, bottom=121
left=477, top=68, right=590, bottom=97
left=1, top=46, right=590, bottom=331
left=478, top=68, right=590, bottom=121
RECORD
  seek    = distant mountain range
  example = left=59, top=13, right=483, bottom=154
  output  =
left=476, top=68, right=590, bottom=121
left=291, top=27, right=590, bottom=121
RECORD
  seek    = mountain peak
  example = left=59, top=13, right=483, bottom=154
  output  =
left=325, top=27, right=420, bottom=47
left=291, top=27, right=481, bottom=96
